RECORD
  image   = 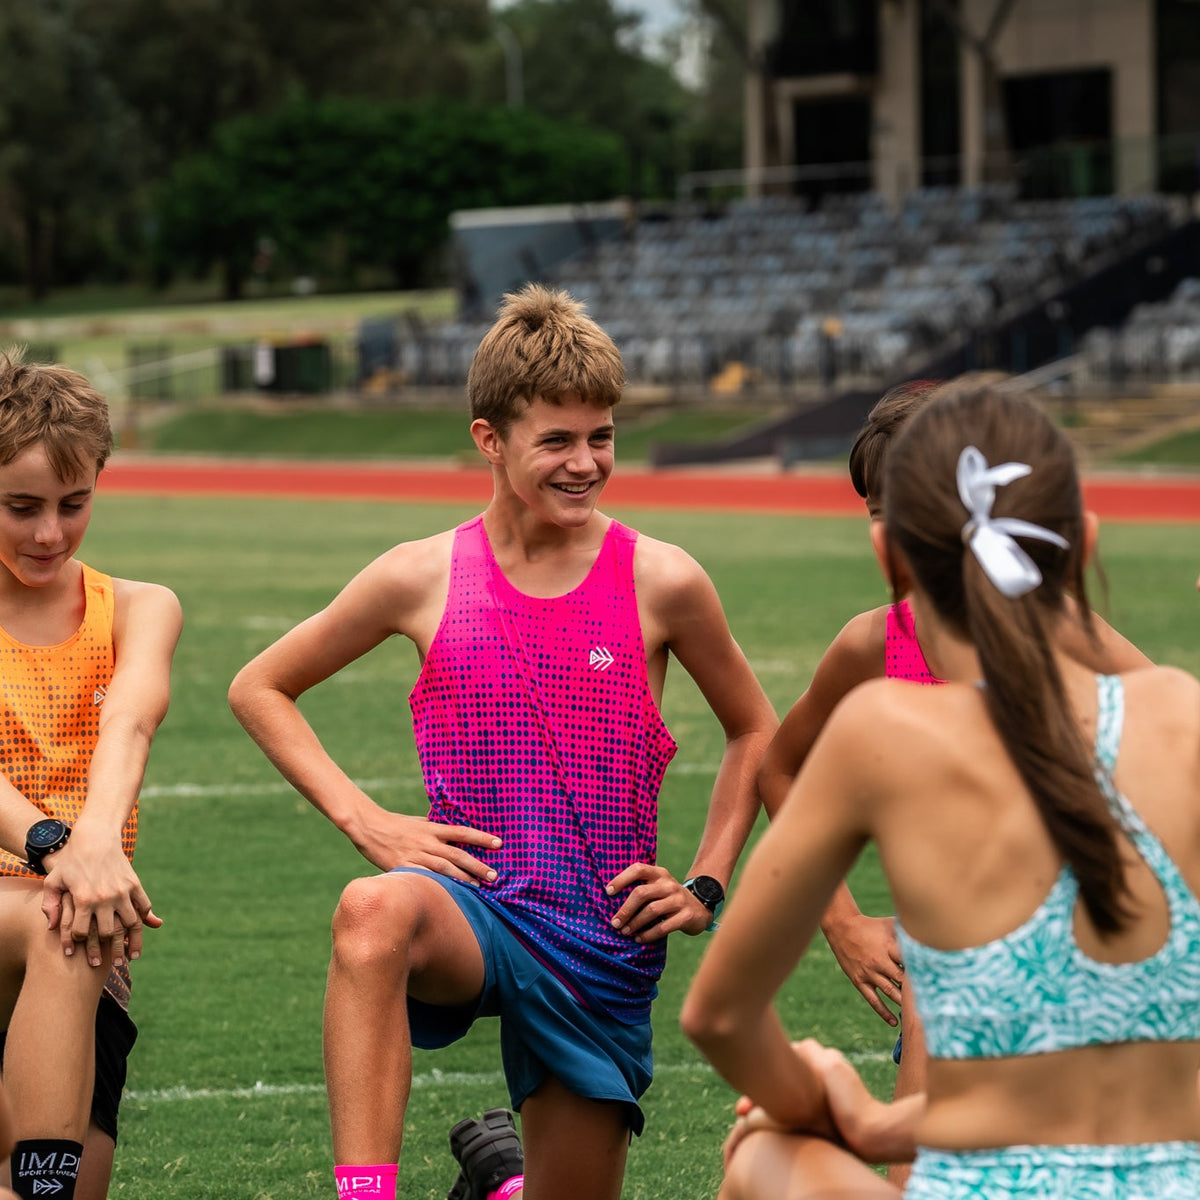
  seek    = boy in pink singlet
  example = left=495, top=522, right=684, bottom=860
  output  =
left=229, top=285, right=776, bottom=1200
left=758, top=379, right=1148, bottom=1187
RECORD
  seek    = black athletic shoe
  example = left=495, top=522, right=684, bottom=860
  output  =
left=446, top=1107, right=524, bottom=1200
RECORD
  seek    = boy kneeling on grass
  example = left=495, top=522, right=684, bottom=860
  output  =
left=230, top=285, right=776, bottom=1200
left=0, top=350, right=182, bottom=1199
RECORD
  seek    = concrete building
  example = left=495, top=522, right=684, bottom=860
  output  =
left=743, top=0, right=1200, bottom=202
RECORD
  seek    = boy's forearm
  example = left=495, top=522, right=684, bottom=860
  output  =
left=820, top=881, right=864, bottom=936
left=687, top=730, right=772, bottom=883
left=231, top=682, right=380, bottom=839
left=75, top=714, right=159, bottom=841
left=757, top=764, right=793, bottom=821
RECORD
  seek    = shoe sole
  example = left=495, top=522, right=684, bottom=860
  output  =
left=448, top=1108, right=523, bottom=1200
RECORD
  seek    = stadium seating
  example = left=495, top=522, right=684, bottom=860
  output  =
left=405, top=187, right=1175, bottom=390
left=1081, top=276, right=1200, bottom=381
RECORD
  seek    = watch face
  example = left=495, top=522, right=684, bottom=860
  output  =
left=689, top=875, right=725, bottom=910
left=27, top=819, right=68, bottom=849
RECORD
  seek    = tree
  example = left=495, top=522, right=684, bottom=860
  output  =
left=79, top=0, right=492, bottom=174
left=484, top=0, right=688, bottom=198
left=155, top=96, right=629, bottom=299
left=0, top=0, right=138, bottom=299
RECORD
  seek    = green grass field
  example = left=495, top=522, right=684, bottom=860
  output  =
left=74, top=493, right=1198, bottom=1200
left=129, top=405, right=780, bottom=466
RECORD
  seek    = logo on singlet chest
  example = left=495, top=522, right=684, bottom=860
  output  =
left=588, top=646, right=614, bottom=671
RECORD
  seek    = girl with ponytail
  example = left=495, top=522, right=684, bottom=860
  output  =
left=683, top=387, right=1200, bottom=1199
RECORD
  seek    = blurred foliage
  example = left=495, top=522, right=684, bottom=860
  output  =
left=154, top=96, right=629, bottom=297
left=0, top=0, right=141, bottom=299
left=482, top=0, right=686, bottom=199
left=0, top=0, right=745, bottom=302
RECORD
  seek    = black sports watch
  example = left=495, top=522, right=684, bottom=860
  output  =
left=683, top=875, right=725, bottom=931
left=24, top=818, right=71, bottom=875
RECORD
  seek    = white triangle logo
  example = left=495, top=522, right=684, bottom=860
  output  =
left=589, top=647, right=614, bottom=671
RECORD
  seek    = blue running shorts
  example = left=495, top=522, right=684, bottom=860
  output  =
left=394, top=868, right=654, bottom=1135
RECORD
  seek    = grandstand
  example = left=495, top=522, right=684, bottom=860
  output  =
left=402, top=186, right=1182, bottom=388
left=1083, top=276, right=1200, bottom=382
left=375, top=0, right=1200, bottom=466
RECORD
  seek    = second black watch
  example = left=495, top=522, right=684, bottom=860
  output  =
left=24, top=818, right=71, bottom=876
left=683, top=875, right=725, bottom=930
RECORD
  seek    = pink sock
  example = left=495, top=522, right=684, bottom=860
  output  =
left=334, top=1163, right=398, bottom=1200
left=488, top=1176, right=524, bottom=1200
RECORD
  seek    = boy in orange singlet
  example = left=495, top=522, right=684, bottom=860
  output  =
left=758, top=379, right=1149, bottom=1188
left=0, top=351, right=182, bottom=1200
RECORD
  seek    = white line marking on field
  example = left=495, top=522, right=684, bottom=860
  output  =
left=123, top=1053, right=892, bottom=1105
left=140, top=766, right=727, bottom=799
left=748, top=658, right=800, bottom=674
left=140, top=777, right=423, bottom=799
left=242, top=615, right=299, bottom=630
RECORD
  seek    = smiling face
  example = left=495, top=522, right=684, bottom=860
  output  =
left=472, top=393, right=615, bottom=528
left=0, top=442, right=96, bottom=589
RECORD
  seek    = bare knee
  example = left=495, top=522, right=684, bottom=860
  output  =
left=720, top=1130, right=765, bottom=1200
left=331, top=876, right=419, bottom=974
left=331, top=873, right=448, bottom=974
left=723, top=1130, right=897, bottom=1200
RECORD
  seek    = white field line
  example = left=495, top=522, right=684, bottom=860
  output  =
left=140, top=777, right=423, bottom=799
left=141, top=763, right=723, bottom=800
left=125, top=1052, right=892, bottom=1105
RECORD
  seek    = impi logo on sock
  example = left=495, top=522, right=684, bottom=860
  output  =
left=336, top=1178, right=382, bottom=1196
left=336, top=1176, right=376, bottom=1195
left=334, top=1165, right=400, bottom=1199
left=334, top=1162, right=398, bottom=1198
left=18, top=1149, right=80, bottom=1176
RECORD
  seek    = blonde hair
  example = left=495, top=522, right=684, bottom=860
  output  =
left=467, top=284, right=624, bottom=437
left=0, top=348, right=113, bottom=479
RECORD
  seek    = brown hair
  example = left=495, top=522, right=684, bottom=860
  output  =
left=884, top=386, right=1130, bottom=933
left=849, top=380, right=942, bottom=502
left=467, top=284, right=625, bottom=438
left=0, top=348, right=113, bottom=479
left=849, top=373, right=1018, bottom=504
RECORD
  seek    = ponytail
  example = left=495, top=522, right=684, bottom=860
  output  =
left=885, top=389, right=1132, bottom=933
left=964, top=553, right=1130, bottom=932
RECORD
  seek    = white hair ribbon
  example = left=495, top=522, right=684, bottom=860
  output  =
left=956, top=445, right=1070, bottom=599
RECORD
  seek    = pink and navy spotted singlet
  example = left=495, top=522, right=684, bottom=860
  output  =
left=409, top=516, right=678, bottom=1022
left=885, top=598, right=943, bottom=685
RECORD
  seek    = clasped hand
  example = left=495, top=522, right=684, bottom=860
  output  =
left=40, top=828, right=160, bottom=968
left=724, top=1040, right=910, bottom=1169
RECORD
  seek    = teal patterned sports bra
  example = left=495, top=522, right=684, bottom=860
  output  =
left=896, top=675, right=1200, bottom=1059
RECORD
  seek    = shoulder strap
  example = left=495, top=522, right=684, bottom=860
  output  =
left=1093, top=673, right=1153, bottom=841
left=1093, top=674, right=1123, bottom=776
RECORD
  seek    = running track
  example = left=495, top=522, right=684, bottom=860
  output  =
left=101, top=457, right=1200, bottom=522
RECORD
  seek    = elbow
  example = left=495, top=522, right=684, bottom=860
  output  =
left=756, top=767, right=784, bottom=821
left=755, top=761, right=773, bottom=810
left=680, top=988, right=739, bottom=1057
left=227, top=666, right=255, bottom=723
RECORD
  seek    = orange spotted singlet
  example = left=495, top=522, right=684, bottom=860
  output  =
left=0, top=562, right=133, bottom=1004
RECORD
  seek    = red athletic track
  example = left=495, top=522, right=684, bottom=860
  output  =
left=100, top=457, right=1200, bottom=522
